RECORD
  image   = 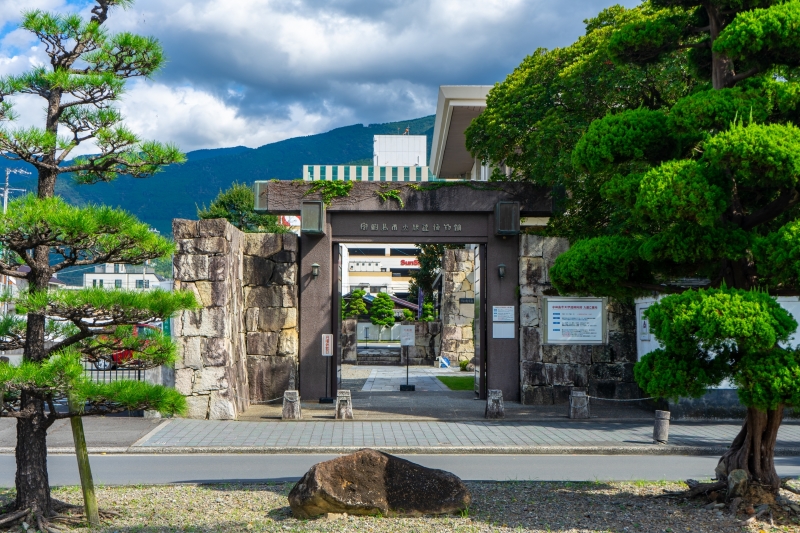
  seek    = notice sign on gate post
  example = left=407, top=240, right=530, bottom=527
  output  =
left=400, top=325, right=415, bottom=347
left=321, top=334, right=334, bottom=356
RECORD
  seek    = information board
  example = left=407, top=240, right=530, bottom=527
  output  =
left=400, top=325, right=415, bottom=347
left=492, top=306, right=514, bottom=322
left=321, top=334, right=334, bottom=356
left=543, top=297, right=606, bottom=344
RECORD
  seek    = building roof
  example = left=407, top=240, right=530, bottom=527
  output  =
left=429, top=85, right=492, bottom=179
left=15, top=265, right=66, bottom=286
left=345, top=291, right=420, bottom=313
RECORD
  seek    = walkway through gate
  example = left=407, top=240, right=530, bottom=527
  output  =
left=254, top=180, right=553, bottom=403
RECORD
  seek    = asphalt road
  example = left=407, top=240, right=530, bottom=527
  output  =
left=2, top=454, right=800, bottom=486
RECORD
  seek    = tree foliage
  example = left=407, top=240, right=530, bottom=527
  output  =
left=345, top=289, right=368, bottom=318
left=369, top=292, right=396, bottom=331
left=0, top=0, right=197, bottom=519
left=197, top=182, right=286, bottom=233
left=470, top=0, right=800, bottom=489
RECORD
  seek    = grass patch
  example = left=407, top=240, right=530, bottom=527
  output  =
left=437, top=375, right=475, bottom=390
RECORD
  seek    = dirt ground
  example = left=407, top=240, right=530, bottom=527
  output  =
left=2, top=480, right=799, bottom=532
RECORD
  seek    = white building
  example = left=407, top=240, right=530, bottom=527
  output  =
left=373, top=135, right=427, bottom=167
left=84, top=263, right=168, bottom=290
left=341, top=244, right=419, bottom=299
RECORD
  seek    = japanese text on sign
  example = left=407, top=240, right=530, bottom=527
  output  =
left=359, top=222, right=462, bottom=232
left=544, top=298, right=605, bottom=345
left=400, top=325, right=415, bottom=347
left=321, top=334, right=333, bottom=356
left=492, top=306, right=514, bottom=322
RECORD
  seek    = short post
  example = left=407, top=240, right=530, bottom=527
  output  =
left=282, top=390, right=302, bottom=420
left=335, top=389, right=354, bottom=420
left=653, top=410, right=670, bottom=444
left=485, top=389, right=505, bottom=419
left=569, top=390, right=590, bottom=419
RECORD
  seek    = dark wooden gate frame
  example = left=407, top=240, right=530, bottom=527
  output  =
left=254, top=181, right=554, bottom=402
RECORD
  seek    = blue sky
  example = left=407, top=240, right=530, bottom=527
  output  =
left=0, top=0, right=639, bottom=154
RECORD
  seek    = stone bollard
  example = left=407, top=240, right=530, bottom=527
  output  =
left=485, top=389, right=505, bottom=419
left=569, top=390, right=590, bottom=419
left=653, top=410, right=670, bottom=444
left=282, top=390, right=302, bottom=420
left=335, top=389, right=354, bottom=420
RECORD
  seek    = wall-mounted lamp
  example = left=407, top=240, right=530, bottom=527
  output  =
left=498, top=264, right=506, bottom=279
left=311, top=263, right=320, bottom=279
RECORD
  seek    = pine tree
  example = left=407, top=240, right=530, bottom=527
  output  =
left=546, top=1, right=800, bottom=493
left=345, top=289, right=368, bottom=318
left=0, top=0, right=195, bottom=526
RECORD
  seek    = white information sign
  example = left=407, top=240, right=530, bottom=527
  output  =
left=321, top=334, right=334, bottom=356
left=492, top=306, right=514, bottom=322
left=544, top=297, right=606, bottom=345
left=400, top=325, right=415, bottom=347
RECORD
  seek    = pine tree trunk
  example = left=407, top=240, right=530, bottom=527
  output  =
left=14, top=393, right=52, bottom=517
left=716, top=405, right=783, bottom=492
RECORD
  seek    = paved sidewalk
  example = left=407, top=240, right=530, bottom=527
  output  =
left=362, top=367, right=453, bottom=391
left=129, top=418, right=800, bottom=455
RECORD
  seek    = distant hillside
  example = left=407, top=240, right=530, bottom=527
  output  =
left=1, top=115, right=435, bottom=235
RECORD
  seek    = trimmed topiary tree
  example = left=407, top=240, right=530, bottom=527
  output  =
left=345, top=289, right=368, bottom=319
left=0, top=0, right=196, bottom=527
left=369, top=292, right=396, bottom=340
left=548, top=0, right=800, bottom=493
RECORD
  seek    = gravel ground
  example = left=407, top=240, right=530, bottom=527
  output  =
left=2, top=480, right=799, bottom=532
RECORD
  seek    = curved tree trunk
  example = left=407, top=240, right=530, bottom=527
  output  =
left=15, top=393, right=52, bottom=517
left=716, top=405, right=783, bottom=492
left=14, top=244, right=55, bottom=516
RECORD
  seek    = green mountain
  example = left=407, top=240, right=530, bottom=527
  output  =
left=1, top=115, right=435, bottom=235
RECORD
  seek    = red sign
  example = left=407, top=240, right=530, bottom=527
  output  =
left=400, top=259, right=419, bottom=266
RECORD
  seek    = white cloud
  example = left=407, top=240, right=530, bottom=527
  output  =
left=0, top=0, right=642, bottom=153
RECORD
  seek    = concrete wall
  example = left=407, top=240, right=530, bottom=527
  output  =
left=518, top=235, right=640, bottom=405
left=172, top=219, right=299, bottom=419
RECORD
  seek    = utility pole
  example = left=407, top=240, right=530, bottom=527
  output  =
left=1, top=168, right=30, bottom=357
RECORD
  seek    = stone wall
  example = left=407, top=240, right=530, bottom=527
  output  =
left=341, top=318, right=357, bottom=364
left=172, top=218, right=299, bottom=419
left=440, top=249, right=475, bottom=364
left=518, top=235, right=639, bottom=405
left=404, top=321, right=441, bottom=365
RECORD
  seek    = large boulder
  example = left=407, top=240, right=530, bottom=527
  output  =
left=288, top=449, right=471, bottom=518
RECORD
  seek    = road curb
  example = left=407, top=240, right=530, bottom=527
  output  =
left=12, top=445, right=800, bottom=456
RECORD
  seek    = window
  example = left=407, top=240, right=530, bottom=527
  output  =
left=114, top=280, right=122, bottom=288
left=348, top=248, right=386, bottom=256
left=390, top=248, right=420, bottom=256
left=371, top=286, right=387, bottom=293
left=92, top=279, right=96, bottom=287
left=98, top=280, right=103, bottom=288
left=136, top=280, right=150, bottom=289
left=113, top=264, right=120, bottom=273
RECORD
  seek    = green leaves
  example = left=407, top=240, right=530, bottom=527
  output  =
left=72, top=380, right=187, bottom=416
left=703, top=122, right=800, bottom=190
left=714, top=1, right=800, bottom=68
left=550, top=236, right=652, bottom=298
left=634, top=288, right=799, bottom=403
left=572, top=109, right=674, bottom=174
left=0, top=194, right=173, bottom=267
left=635, top=160, right=728, bottom=226
left=345, top=289, right=368, bottom=318
left=369, top=292, right=396, bottom=329
left=15, top=287, right=197, bottom=325
left=735, top=348, right=800, bottom=410
left=607, top=12, right=689, bottom=64
left=646, top=288, right=796, bottom=357
left=197, top=182, right=287, bottom=233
